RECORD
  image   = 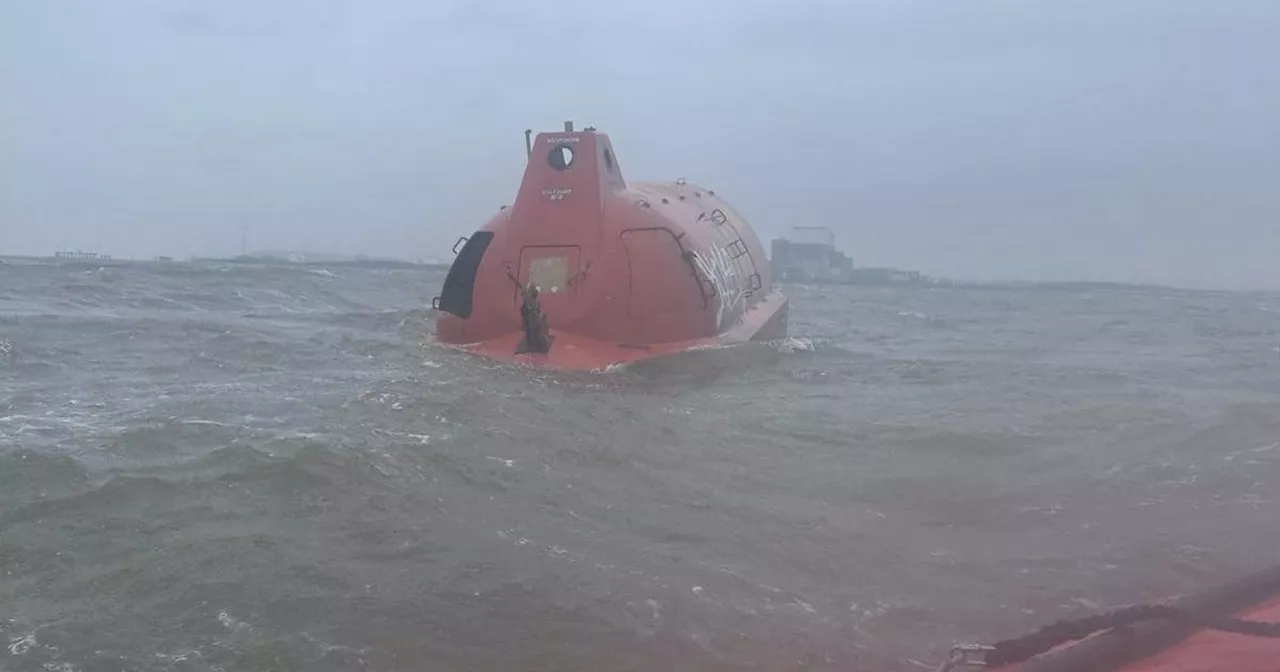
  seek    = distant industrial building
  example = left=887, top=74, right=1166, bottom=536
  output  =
left=848, top=267, right=924, bottom=284
left=769, top=226, right=926, bottom=286
left=770, top=226, right=853, bottom=282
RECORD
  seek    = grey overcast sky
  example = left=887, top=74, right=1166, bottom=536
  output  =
left=2, top=0, right=1278, bottom=289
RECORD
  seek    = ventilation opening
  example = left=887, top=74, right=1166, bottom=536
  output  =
left=438, top=231, right=495, bottom=318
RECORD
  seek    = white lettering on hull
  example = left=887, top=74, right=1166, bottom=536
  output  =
left=541, top=188, right=572, bottom=201
left=691, top=245, right=746, bottom=333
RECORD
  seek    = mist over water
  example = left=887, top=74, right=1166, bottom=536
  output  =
left=4, top=1, right=1280, bottom=288
left=3, top=259, right=1280, bottom=671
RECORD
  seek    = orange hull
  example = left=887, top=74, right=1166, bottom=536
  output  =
left=433, top=122, right=788, bottom=370
left=1121, top=597, right=1280, bottom=672
left=458, top=291, right=788, bottom=371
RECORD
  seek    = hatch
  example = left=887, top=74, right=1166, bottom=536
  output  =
left=620, top=228, right=704, bottom=319
left=516, top=245, right=581, bottom=310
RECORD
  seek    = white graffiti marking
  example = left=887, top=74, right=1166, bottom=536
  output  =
left=691, top=245, right=745, bottom=332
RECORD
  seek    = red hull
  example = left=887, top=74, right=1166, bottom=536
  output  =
left=987, top=563, right=1280, bottom=672
left=433, top=122, right=788, bottom=370
left=1120, top=596, right=1280, bottom=672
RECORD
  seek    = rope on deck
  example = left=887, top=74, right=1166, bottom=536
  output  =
left=940, top=604, right=1280, bottom=670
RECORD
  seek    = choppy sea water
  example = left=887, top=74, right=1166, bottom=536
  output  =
left=3, top=258, right=1280, bottom=672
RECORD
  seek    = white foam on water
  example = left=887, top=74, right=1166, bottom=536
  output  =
left=216, top=610, right=251, bottom=633
left=8, top=633, right=36, bottom=655
left=772, top=336, right=818, bottom=354
left=153, top=650, right=203, bottom=663
left=181, top=419, right=239, bottom=428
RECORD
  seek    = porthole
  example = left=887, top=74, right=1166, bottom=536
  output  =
left=548, top=143, right=575, bottom=170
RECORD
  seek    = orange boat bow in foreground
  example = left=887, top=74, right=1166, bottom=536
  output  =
left=433, top=122, right=788, bottom=370
left=975, top=563, right=1280, bottom=672
left=1120, top=597, right=1280, bottom=672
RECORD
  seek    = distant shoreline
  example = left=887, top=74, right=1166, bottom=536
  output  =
left=0, top=254, right=452, bottom=272
left=787, top=278, right=1171, bottom=293
left=0, top=254, right=1270, bottom=294
left=190, top=256, right=453, bottom=271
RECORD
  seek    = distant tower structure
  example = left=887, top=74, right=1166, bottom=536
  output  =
left=240, top=224, right=249, bottom=257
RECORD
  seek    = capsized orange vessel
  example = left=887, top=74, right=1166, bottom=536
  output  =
left=432, top=121, right=788, bottom=370
left=939, top=562, right=1280, bottom=672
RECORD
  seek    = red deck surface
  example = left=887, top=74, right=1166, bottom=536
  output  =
left=456, top=292, right=789, bottom=371
left=994, top=595, right=1280, bottom=672
left=1121, top=596, right=1280, bottom=672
